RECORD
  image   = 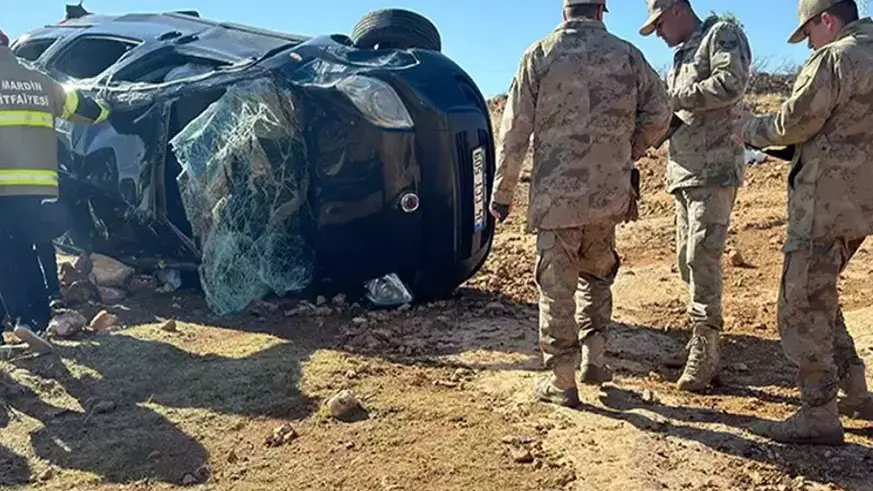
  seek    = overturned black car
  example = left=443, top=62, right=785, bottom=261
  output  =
left=12, top=5, right=496, bottom=314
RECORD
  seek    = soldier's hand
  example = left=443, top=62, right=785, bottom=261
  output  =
left=490, top=202, right=511, bottom=223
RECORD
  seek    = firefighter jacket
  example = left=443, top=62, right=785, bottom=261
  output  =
left=0, top=46, right=110, bottom=198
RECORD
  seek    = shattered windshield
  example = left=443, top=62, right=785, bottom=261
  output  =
left=170, top=78, right=314, bottom=315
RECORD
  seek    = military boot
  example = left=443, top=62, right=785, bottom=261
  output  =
left=838, top=363, right=873, bottom=420
left=579, top=332, right=613, bottom=385
left=533, top=362, right=580, bottom=408
left=676, top=324, right=720, bottom=392
left=750, top=399, right=845, bottom=445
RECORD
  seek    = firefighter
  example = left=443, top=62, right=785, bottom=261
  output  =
left=0, top=29, right=111, bottom=354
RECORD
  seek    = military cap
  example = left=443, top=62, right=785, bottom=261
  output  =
left=564, top=0, right=609, bottom=12
left=639, top=0, right=685, bottom=36
left=788, top=0, right=849, bottom=43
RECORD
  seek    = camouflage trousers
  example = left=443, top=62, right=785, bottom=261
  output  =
left=673, top=186, right=738, bottom=331
left=534, top=224, right=620, bottom=370
left=779, top=237, right=866, bottom=407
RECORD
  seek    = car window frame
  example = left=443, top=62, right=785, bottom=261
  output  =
left=45, top=33, right=144, bottom=82
left=11, top=37, right=59, bottom=62
left=104, top=45, right=239, bottom=86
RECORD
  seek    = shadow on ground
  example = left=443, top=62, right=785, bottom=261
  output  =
left=2, top=328, right=317, bottom=485
left=0, top=444, right=30, bottom=487
left=588, top=385, right=873, bottom=489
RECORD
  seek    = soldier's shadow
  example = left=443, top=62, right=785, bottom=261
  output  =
left=589, top=384, right=873, bottom=488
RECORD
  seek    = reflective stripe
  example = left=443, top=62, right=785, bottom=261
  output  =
left=0, top=169, right=58, bottom=187
left=0, top=110, right=54, bottom=128
left=94, top=102, right=110, bottom=124
left=61, top=90, right=79, bottom=120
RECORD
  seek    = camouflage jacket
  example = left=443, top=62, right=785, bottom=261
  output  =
left=492, top=18, right=672, bottom=233
left=666, top=15, right=752, bottom=193
left=743, top=18, right=873, bottom=251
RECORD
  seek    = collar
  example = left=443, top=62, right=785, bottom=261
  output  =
left=556, top=18, right=606, bottom=32
left=832, top=17, right=873, bottom=44
left=674, top=14, right=718, bottom=53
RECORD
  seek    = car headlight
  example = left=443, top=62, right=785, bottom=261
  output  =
left=336, top=75, right=413, bottom=129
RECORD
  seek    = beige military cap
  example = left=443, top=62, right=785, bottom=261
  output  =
left=788, top=0, right=846, bottom=43
left=639, top=0, right=685, bottom=36
left=564, top=0, right=609, bottom=12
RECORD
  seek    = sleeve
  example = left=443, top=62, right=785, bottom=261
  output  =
left=742, top=49, right=839, bottom=149
left=671, top=22, right=752, bottom=112
left=629, top=46, right=673, bottom=161
left=63, top=89, right=112, bottom=124
left=46, top=78, right=112, bottom=125
left=491, top=45, right=540, bottom=206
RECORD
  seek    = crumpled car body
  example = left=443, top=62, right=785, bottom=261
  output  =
left=12, top=8, right=496, bottom=314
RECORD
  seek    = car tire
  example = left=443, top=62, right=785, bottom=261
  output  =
left=350, top=9, right=441, bottom=52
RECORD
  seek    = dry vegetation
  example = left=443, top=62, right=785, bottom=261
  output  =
left=2, top=89, right=873, bottom=491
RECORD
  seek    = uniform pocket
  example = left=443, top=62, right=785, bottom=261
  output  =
left=780, top=251, right=810, bottom=309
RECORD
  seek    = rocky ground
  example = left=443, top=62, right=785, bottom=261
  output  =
left=2, top=93, right=873, bottom=491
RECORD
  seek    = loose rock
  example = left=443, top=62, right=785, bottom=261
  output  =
left=728, top=249, right=746, bottom=267
left=47, top=311, right=88, bottom=338
left=265, top=424, right=298, bottom=447
left=326, top=389, right=363, bottom=420
left=37, top=468, right=54, bottom=481
left=159, top=320, right=178, bottom=333
left=72, top=253, right=93, bottom=275
left=641, top=389, right=659, bottom=404
left=97, top=286, right=127, bottom=304
left=90, top=310, right=120, bottom=332
left=63, top=280, right=98, bottom=305
left=510, top=447, right=534, bottom=463
left=59, top=262, right=87, bottom=286
left=89, top=253, right=135, bottom=288
left=484, top=302, right=507, bottom=315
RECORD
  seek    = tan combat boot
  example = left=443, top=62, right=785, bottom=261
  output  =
left=579, top=332, right=613, bottom=385
left=676, top=324, right=720, bottom=392
left=838, top=363, right=873, bottom=420
left=750, top=399, right=845, bottom=445
left=534, top=362, right=580, bottom=408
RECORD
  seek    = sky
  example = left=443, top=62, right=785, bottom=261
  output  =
left=2, top=0, right=862, bottom=97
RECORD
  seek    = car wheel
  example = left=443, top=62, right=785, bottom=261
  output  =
left=350, top=9, right=441, bottom=52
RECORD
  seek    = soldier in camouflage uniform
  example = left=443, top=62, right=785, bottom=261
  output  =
left=740, top=0, right=873, bottom=445
left=639, top=0, right=752, bottom=392
left=490, top=0, right=672, bottom=407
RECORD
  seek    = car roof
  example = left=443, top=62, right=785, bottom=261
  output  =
left=16, top=10, right=311, bottom=61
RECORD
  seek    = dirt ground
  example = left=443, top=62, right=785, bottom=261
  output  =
left=2, top=94, right=873, bottom=491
